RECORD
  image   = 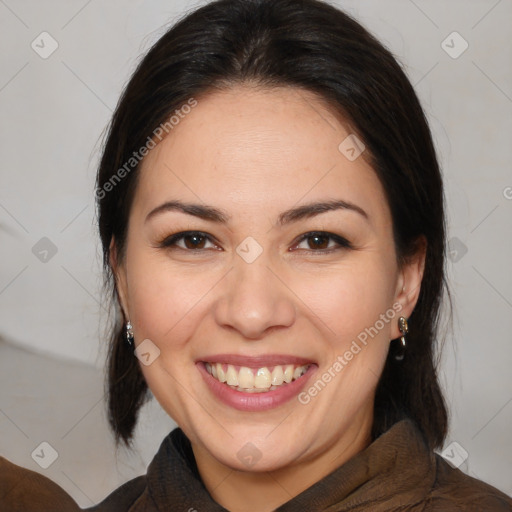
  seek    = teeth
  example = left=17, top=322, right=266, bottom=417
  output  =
left=293, top=366, right=304, bottom=380
left=205, top=362, right=309, bottom=393
left=226, top=365, right=239, bottom=386
left=254, top=367, right=271, bottom=389
left=271, top=366, right=284, bottom=386
left=239, top=367, right=254, bottom=388
left=216, top=363, right=226, bottom=383
left=284, top=364, right=294, bottom=383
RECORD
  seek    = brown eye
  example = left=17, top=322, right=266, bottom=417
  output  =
left=293, top=231, right=352, bottom=253
left=307, top=234, right=330, bottom=250
left=159, top=231, right=218, bottom=251
left=183, top=233, right=207, bottom=249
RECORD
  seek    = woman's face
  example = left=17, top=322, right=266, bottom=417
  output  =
left=113, top=85, right=423, bottom=474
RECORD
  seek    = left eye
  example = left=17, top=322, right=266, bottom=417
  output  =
left=292, top=231, right=352, bottom=252
left=159, top=231, right=218, bottom=250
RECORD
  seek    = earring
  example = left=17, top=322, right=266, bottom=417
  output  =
left=394, top=316, right=408, bottom=361
left=126, top=321, right=134, bottom=346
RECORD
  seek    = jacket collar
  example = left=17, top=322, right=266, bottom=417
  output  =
left=146, top=419, right=436, bottom=511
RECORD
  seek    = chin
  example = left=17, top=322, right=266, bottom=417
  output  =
left=216, top=445, right=298, bottom=473
left=200, top=429, right=306, bottom=473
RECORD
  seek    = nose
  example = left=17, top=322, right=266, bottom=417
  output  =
left=213, top=255, right=296, bottom=340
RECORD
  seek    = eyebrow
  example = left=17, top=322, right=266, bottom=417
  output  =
left=145, top=199, right=368, bottom=226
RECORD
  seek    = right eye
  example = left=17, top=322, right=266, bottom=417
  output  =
left=158, top=231, right=221, bottom=251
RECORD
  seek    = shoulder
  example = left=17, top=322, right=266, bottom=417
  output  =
left=425, top=453, right=512, bottom=511
left=0, top=455, right=80, bottom=512
left=85, top=474, right=147, bottom=511
left=1, top=455, right=149, bottom=512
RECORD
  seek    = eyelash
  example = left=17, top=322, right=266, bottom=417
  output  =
left=157, top=230, right=353, bottom=254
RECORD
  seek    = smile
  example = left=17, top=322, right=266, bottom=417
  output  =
left=204, top=362, right=311, bottom=393
left=197, top=355, right=317, bottom=411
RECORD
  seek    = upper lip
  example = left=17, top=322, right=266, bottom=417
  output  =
left=197, top=354, right=316, bottom=367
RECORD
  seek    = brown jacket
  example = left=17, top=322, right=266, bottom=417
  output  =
left=1, top=419, right=511, bottom=511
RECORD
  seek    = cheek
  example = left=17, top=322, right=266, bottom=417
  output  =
left=294, top=265, right=396, bottom=418
left=124, top=253, right=216, bottom=424
left=291, top=262, right=396, bottom=347
left=124, top=252, right=205, bottom=348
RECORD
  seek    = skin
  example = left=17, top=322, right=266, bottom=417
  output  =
left=111, top=84, right=425, bottom=512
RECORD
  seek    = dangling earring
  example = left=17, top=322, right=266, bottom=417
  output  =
left=394, top=316, right=408, bottom=361
left=126, top=321, right=134, bottom=346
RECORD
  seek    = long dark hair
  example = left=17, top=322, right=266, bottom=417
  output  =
left=96, top=0, right=449, bottom=449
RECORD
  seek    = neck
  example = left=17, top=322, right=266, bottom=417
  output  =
left=191, top=415, right=373, bottom=512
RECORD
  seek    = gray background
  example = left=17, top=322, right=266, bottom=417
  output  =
left=1, top=0, right=511, bottom=507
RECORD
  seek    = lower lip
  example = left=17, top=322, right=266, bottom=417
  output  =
left=197, top=362, right=317, bottom=412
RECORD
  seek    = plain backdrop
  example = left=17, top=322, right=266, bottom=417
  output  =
left=1, top=0, right=511, bottom=507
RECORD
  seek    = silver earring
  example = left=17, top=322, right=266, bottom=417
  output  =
left=395, top=316, right=408, bottom=361
left=126, top=321, right=134, bottom=346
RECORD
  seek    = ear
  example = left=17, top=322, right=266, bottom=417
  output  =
left=390, top=236, right=427, bottom=339
left=109, top=237, right=129, bottom=320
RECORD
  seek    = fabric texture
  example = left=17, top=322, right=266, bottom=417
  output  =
left=1, top=419, right=511, bottom=511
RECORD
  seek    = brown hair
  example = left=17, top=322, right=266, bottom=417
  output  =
left=96, top=0, right=449, bottom=449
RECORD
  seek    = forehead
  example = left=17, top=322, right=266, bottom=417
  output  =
left=132, top=85, right=390, bottom=227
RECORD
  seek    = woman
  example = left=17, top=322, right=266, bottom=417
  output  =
left=1, top=0, right=511, bottom=510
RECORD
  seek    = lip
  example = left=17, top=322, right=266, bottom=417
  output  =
left=197, top=353, right=316, bottom=368
left=196, top=359, right=317, bottom=412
